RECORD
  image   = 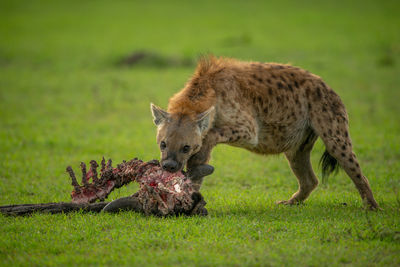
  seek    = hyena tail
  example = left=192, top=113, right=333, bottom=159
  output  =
left=319, top=150, right=340, bottom=180
left=302, top=128, right=340, bottom=179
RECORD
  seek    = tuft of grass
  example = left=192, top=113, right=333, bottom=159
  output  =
left=1, top=0, right=399, bottom=266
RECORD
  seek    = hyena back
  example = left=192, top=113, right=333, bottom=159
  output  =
left=151, top=56, right=379, bottom=209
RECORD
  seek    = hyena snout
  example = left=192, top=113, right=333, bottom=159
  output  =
left=161, top=159, right=181, bottom=173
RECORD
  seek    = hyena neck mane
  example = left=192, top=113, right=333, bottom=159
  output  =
left=167, top=56, right=230, bottom=118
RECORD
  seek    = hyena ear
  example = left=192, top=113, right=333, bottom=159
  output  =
left=196, top=106, right=215, bottom=134
left=150, top=103, right=169, bottom=126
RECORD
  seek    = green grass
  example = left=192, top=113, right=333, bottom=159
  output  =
left=1, top=0, right=399, bottom=266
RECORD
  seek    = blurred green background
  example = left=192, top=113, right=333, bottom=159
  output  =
left=0, top=0, right=399, bottom=266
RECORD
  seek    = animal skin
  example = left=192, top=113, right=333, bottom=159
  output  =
left=0, top=159, right=213, bottom=216
left=151, top=55, right=379, bottom=209
left=67, top=158, right=213, bottom=216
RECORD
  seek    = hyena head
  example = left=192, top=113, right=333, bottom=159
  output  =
left=150, top=103, right=214, bottom=172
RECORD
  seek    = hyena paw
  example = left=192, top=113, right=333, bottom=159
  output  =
left=187, top=164, right=214, bottom=181
left=276, top=199, right=300, bottom=205
left=364, top=199, right=381, bottom=211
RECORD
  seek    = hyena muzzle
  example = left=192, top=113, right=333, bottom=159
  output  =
left=151, top=56, right=379, bottom=210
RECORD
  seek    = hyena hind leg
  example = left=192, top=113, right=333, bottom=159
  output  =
left=311, top=116, right=379, bottom=209
left=278, top=130, right=319, bottom=205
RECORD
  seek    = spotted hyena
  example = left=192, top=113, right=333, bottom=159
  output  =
left=151, top=56, right=379, bottom=209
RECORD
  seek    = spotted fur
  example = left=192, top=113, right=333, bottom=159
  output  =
left=151, top=56, right=379, bottom=209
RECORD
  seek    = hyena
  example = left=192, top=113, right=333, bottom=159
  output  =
left=151, top=56, right=379, bottom=209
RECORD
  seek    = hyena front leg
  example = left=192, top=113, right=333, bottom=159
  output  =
left=186, top=146, right=214, bottom=191
left=187, top=131, right=219, bottom=191
left=278, top=130, right=319, bottom=205
left=187, top=125, right=255, bottom=190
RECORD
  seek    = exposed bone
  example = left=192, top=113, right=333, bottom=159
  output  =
left=66, top=166, right=80, bottom=192
left=90, top=160, right=99, bottom=184
left=106, top=159, right=112, bottom=169
left=100, top=157, right=106, bottom=173
left=80, top=162, right=89, bottom=187
left=0, top=158, right=213, bottom=217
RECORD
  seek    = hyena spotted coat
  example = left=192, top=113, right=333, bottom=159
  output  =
left=151, top=56, right=379, bottom=209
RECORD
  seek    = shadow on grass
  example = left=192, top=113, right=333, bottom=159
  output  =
left=116, top=50, right=194, bottom=68
left=209, top=200, right=364, bottom=219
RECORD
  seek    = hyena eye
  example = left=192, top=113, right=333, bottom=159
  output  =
left=182, top=145, right=190, bottom=153
left=160, top=141, right=166, bottom=150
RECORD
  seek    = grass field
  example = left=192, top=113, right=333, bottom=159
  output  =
left=1, top=0, right=399, bottom=266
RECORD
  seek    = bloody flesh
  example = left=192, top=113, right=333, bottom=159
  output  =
left=66, top=157, right=207, bottom=216
left=1, top=157, right=208, bottom=216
